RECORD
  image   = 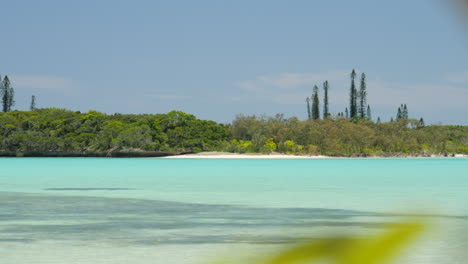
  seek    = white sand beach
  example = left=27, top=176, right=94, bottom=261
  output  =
left=163, top=152, right=330, bottom=159
left=162, top=152, right=468, bottom=159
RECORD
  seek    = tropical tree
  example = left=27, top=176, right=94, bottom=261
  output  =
left=306, top=97, right=311, bottom=120
left=403, top=104, right=408, bottom=119
left=323, top=80, right=329, bottom=119
left=396, top=104, right=409, bottom=120
left=1, top=76, right=15, bottom=112
left=312, top=85, right=320, bottom=120
left=419, top=117, right=425, bottom=127
left=358, top=73, right=367, bottom=118
left=367, top=105, right=372, bottom=121
left=349, top=69, right=358, bottom=118
left=30, top=95, right=36, bottom=111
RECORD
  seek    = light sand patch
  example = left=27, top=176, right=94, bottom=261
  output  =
left=162, top=152, right=331, bottom=159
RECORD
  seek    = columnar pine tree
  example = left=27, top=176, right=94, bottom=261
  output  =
left=403, top=104, right=408, bottom=119
left=306, top=97, right=311, bottom=120
left=0, top=75, right=2, bottom=105
left=30, top=95, right=36, bottom=111
left=366, top=105, right=372, bottom=121
left=1, top=76, right=15, bottom=112
left=312, top=85, right=320, bottom=120
left=345, top=107, right=349, bottom=119
left=358, top=73, right=367, bottom=118
left=323, top=80, right=329, bottom=119
left=396, top=104, right=409, bottom=120
left=419, top=117, right=425, bottom=127
left=1, top=75, right=6, bottom=112
left=377, top=117, right=381, bottom=123
left=397, top=106, right=402, bottom=120
left=349, top=69, right=358, bottom=118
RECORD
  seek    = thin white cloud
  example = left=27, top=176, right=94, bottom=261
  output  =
left=368, top=81, right=468, bottom=110
left=145, top=91, right=191, bottom=100
left=10, top=75, right=77, bottom=92
left=236, top=70, right=360, bottom=104
left=237, top=71, right=349, bottom=91
left=236, top=71, right=468, bottom=112
left=445, top=71, right=468, bottom=85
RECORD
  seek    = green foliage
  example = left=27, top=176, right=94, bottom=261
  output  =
left=397, top=104, right=409, bottom=120
left=0, top=109, right=229, bottom=154
left=323, top=81, right=329, bottom=119
left=1, top=109, right=466, bottom=157
left=349, top=69, right=358, bottom=118
left=228, top=115, right=468, bottom=156
left=312, top=85, right=320, bottom=120
left=216, top=221, right=426, bottom=264
left=30, top=95, right=36, bottom=111
left=359, top=73, right=367, bottom=118
left=1, top=76, right=15, bottom=112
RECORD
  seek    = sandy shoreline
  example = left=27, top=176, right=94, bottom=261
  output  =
left=162, top=152, right=330, bottom=159
left=162, top=152, right=468, bottom=159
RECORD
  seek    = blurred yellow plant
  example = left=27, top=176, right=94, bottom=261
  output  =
left=215, top=221, right=425, bottom=264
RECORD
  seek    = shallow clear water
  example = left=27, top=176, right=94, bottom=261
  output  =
left=0, top=158, right=467, bottom=263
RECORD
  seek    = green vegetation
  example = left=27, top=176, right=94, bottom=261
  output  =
left=349, top=69, right=358, bottom=119
left=0, top=108, right=468, bottom=156
left=225, top=114, right=468, bottom=156
left=0, top=108, right=229, bottom=156
left=0, top=72, right=466, bottom=157
left=323, top=81, right=329, bottom=119
left=0, top=109, right=466, bottom=157
left=312, top=85, right=320, bottom=120
left=358, top=73, right=367, bottom=119
left=1, top=75, right=15, bottom=113
left=30, top=95, right=36, bottom=111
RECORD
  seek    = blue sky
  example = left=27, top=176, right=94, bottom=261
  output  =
left=1, top=0, right=467, bottom=124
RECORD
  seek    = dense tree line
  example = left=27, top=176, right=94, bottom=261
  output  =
left=0, top=73, right=465, bottom=157
left=0, top=109, right=466, bottom=157
left=0, top=109, right=229, bottom=155
left=225, top=114, right=468, bottom=156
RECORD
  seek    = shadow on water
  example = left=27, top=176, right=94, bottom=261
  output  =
left=44, top=188, right=137, bottom=191
left=0, top=191, right=466, bottom=245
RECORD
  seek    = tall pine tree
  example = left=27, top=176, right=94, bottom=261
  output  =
left=312, top=85, right=320, bottom=120
left=345, top=107, right=349, bottom=119
left=397, top=106, right=402, bottom=120
left=403, top=104, right=408, bottom=119
left=1, top=76, right=15, bottom=112
left=366, top=105, right=372, bottom=121
left=30, top=95, right=37, bottom=111
left=419, top=117, right=425, bottom=127
left=323, top=80, right=329, bottom=119
left=306, top=97, right=311, bottom=120
left=349, top=69, right=358, bottom=118
left=358, top=73, right=367, bottom=118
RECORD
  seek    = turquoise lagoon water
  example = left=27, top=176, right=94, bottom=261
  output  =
left=0, top=158, right=467, bottom=263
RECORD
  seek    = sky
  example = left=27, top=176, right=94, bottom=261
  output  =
left=1, top=0, right=468, bottom=124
